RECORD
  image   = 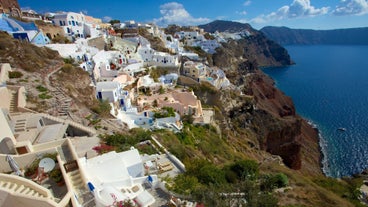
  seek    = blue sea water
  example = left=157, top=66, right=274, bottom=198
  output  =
left=263, top=45, right=368, bottom=177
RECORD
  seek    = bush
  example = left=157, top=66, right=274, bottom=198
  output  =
left=25, top=158, right=40, bottom=177
left=61, top=63, right=74, bottom=73
left=172, top=174, right=200, bottom=195
left=261, top=173, right=288, bottom=191
left=154, top=107, right=175, bottom=118
left=52, top=35, right=70, bottom=44
left=49, top=169, right=63, bottom=183
left=63, top=57, right=75, bottom=64
left=229, top=159, right=259, bottom=181
left=91, top=99, right=111, bottom=117
left=38, top=92, right=52, bottom=99
left=36, top=85, right=48, bottom=92
left=8, top=71, right=23, bottom=78
left=101, top=128, right=152, bottom=153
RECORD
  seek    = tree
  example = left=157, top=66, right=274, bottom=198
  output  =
left=261, top=173, right=288, bottom=191
left=172, top=174, right=200, bottom=195
left=230, top=159, right=259, bottom=181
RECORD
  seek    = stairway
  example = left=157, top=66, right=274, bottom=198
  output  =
left=14, top=119, right=26, bottom=133
left=9, top=90, right=18, bottom=114
left=41, top=113, right=96, bottom=135
left=68, top=169, right=95, bottom=206
left=68, top=170, right=84, bottom=189
left=0, top=180, right=47, bottom=199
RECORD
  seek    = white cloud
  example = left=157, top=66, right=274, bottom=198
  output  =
left=333, top=0, right=368, bottom=15
left=154, top=2, right=210, bottom=26
left=236, top=10, right=248, bottom=15
left=250, top=0, right=329, bottom=23
left=243, top=1, right=252, bottom=6
left=103, top=16, right=112, bottom=23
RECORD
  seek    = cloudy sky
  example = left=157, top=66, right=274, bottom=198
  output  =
left=18, top=0, right=368, bottom=29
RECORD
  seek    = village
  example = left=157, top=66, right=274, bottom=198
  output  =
left=0, top=2, right=254, bottom=207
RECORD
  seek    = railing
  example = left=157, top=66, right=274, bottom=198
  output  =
left=0, top=174, right=57, bottom=204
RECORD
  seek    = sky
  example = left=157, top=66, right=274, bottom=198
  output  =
left=18, top=0, right=368, bottom=29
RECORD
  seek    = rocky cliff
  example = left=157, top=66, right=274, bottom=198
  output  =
left=199, top=20, right=294, bottom=67
left=245, top=70, right=321, bottom=174
left=195, top=21, right=321, bottom=174
left=261, top=26, right=368, bottom=45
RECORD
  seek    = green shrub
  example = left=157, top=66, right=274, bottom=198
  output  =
left=229, top=159, right=259, bottom=181
left=38, top=92, right=52, bottom=99
left=61, top=63, right=74, bottom=73
left=172, top=174, right=200, bottom=195
left=154, top=107, right=175, bottom=118
left=8, top=71, right=23, bottom=78
left=261, top=173, right=288, bottom=191
left=91, top=99, right=111, bottom=117
left=63, top=57, right=75, bottom=64
left=49, top=169, right=63, bottom=183
left=36, top=85, right=48, bottom=92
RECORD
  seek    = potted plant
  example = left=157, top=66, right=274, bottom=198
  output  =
left=50, top=169, right=64, bottom=186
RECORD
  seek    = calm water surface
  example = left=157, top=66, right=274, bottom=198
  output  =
left=263, top=45, right=368, bottom=177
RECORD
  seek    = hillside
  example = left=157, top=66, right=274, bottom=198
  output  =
left=260, top=26, right=368, bottom=45
left=1, top=27, right=366, bottom=206
left=199, top=20, right=254, bottom=33
left=199, top=20, right=293, bottom=67
left=1, top=32, right=124, bottom=133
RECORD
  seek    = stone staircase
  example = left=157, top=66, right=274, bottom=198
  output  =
left=13, top=118, right=27, bottom=133
left=9, top=90, right=18, bottom=114
left=68, top=169, right=95, bottom=207
left=0, top=180, right=48, bottom=199
left=41, top=113, right=96, bottom=136
left=68, top=170, right=84, bottom=189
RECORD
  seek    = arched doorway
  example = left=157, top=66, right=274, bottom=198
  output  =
left=0, top=137, right=15, bottom=154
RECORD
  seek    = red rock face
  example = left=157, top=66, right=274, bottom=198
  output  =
left=250, top=70, right=321, bottom=174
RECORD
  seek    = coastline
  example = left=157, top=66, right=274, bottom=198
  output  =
left=305, top=119, right=329, bottom=176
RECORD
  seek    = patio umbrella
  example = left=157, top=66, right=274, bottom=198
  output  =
left=6, top=155, right=22, bottom=176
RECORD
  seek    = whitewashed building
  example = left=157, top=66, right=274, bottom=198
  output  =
left=52, top=12, right=86, bottom=38
left=96, top=81, right=121, bottom=103
left=196, top=39, right=220, bottom=54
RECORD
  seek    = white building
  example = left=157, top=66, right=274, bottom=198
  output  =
left=96, top=81, right=122, bottom=103
left=52, top=12, right=86, bottom=39
left=196, top=39, right=220, bottom=54
left=46, top=39, right=99, bottom=71
left=92, top=50, right=128, bottom=81
left=79, top=149, right=156, bottom=207
left=152, top=52, right=179, bottom=67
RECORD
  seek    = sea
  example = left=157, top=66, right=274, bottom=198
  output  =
left=263, top=45, right=368, bottom=178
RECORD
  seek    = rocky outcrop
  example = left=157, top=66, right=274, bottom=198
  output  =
left=212, top=31, right=293, bottom=68
left=243, top=70, right=321, bottom=174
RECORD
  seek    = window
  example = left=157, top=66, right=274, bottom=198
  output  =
left=72, top=21, right=75, bottom=26
left=59, top=20, right=62, bottom=26
left=68, top=21, right=71, bottom=25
